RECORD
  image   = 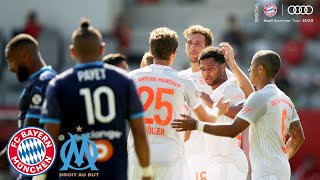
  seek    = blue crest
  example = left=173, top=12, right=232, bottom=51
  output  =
left=60, top=133, right=98, bottom=171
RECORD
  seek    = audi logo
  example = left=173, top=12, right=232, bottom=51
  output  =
left=287, top=5, right=313, bottom=15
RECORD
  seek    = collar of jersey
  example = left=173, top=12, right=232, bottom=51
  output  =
left=74, top=61, right=103, bottom=69
left=264, top=83, right=277, bottom=89
left=28, top=66, right=52, bottom=81
left=150, top=64, right=173, bottom=69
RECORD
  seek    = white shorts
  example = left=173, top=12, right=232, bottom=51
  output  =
left=128, top=157, right=189, bottom=180
left=187, top=153, right=210, bottom=180
left=206, top=153, right=248, bottom=180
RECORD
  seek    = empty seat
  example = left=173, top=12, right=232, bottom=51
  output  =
left=281, top=40, right=304, bottom=65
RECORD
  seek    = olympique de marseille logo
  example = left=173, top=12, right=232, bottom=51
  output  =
left=7, top=127, right=56, bottom=176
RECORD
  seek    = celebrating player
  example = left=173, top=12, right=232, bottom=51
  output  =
left=127, top=27, right=230, bottom=180
left=172, top=50, right=305, bottom=180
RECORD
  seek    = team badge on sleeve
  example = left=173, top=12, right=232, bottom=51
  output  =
left=7, top=127, right=56, bottom=176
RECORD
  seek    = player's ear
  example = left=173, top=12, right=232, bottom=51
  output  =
left=69, top=45, right=77, bottom=60
left=258, top=64, right=265, bottom=74
left=221, top=62, right=226, bottom=69
left=172, top=48, right=177, bottom=58
left=149, top=49, right=153, bottom=56
left=100, top=42, right=105, bottom=56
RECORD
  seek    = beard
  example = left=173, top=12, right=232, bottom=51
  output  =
left=187, top=53, right=199, bottom=63
left=16, top=66, right=30, bottom=82
left=209, top=69, right=225, bottom=86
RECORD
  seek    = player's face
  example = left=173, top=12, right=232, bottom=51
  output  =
left=185, top=33, right=206, bottom=63
left=5, top=48, right=29, bottom=82
left=200, top=58, right=224, bottom=86
left=248, top=59, right=259, bottom=86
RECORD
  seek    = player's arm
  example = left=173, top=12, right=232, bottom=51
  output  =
left=43, top=123, right=61, bottom=147
left=200, top=92, right=244, bottom=119
left=129, top=117, right=150, bottom=168
left=286, top=120, right=305, bottom=160
left=192, top=96, right=230, bottom=123
left=0, top=146, right=9, bottom=169
left=172, top=115, right=249, bottom=138
left=127, top=79, right=152, bottom=179
left=220, top=42, right=254, bottom=98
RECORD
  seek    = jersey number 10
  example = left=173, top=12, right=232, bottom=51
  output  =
left=80, top=87, right=116, bottom=125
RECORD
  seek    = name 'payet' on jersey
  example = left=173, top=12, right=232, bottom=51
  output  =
left=77, top=68, right=106, bottom=82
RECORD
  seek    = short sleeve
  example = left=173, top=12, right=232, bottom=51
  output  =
left=127, top=79, right=145, bottom=120
left=40, top=79, right=62, bottom=124
left=223, top=83, right=246, bottom=106
left=184, top=79, right=201, bottom=109
left=290, top=107, right=300, bottom=123
left=236, top=92, right=267, bottom=124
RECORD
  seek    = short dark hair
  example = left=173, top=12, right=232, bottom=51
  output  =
left=198, top=46, right=225, bottom=64
left=149, top=27, right=178, bottom=60
left=6, top=33, right=38, bottom=51
left=71, top=18, right=103, bottom=57
left=253, top=50, right=281, bottom=78
left=103, top=53, right=127, bottom=66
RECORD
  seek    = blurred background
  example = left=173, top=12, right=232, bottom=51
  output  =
left=0, top=0, right=319, bottom=179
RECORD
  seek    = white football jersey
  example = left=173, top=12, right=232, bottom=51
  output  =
left=179, top=68, right=212, bottom=157
left=128, top=64, right=201, bottom=166
left=236, top=84, right=299, bottom=179
left=206, top=79, right=246, bottom=155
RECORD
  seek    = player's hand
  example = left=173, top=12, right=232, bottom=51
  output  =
left=172, top=114, right=197, bottom=132
left=32, top=173, right=47, bottom=180
left=200, top=92, right=214, bottom=108
left=142, top=176, right=152, bottom=180
left=214, top=96, right=231, bottom=116
left=219, top=42, right=235, bottom=65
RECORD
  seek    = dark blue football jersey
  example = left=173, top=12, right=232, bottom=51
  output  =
left=16, top=66, right=56, bottom=180
left=18, top=66, right=57, bottom=127
left=40, top=61, right=144, bottom=180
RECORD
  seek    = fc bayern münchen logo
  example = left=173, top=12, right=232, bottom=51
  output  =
left=264, top=3, right=277, bottom=17
left=7, top=127, right=56, bottom=176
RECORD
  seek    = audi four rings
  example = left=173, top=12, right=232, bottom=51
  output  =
left=287, top=5, right=313, bottom=15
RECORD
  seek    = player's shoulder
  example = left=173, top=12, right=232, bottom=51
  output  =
left=222, top=80, right=244, bottom=94
left=47, top=68, right=74, bottom=88
left=129, top=66, right=152, bottom=77
left=179, top=68, right=191, bottom=76
left=247, top=87, right=270, bottom=102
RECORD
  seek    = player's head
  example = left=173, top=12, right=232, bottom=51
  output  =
left=70, top=18, right=105, bottom=63
left=103, top=53, right=129, bottom=71
left=249, top=50, right=281, bottom=86
left=140, top=51, right=153, bottom=68
left=149, top=27, right=178, bottom=62
left=199, top=46, right=227, bottom=87
left=183, top=25, right=213, bottom=63
left=5, top=34, right=40, bottom=82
